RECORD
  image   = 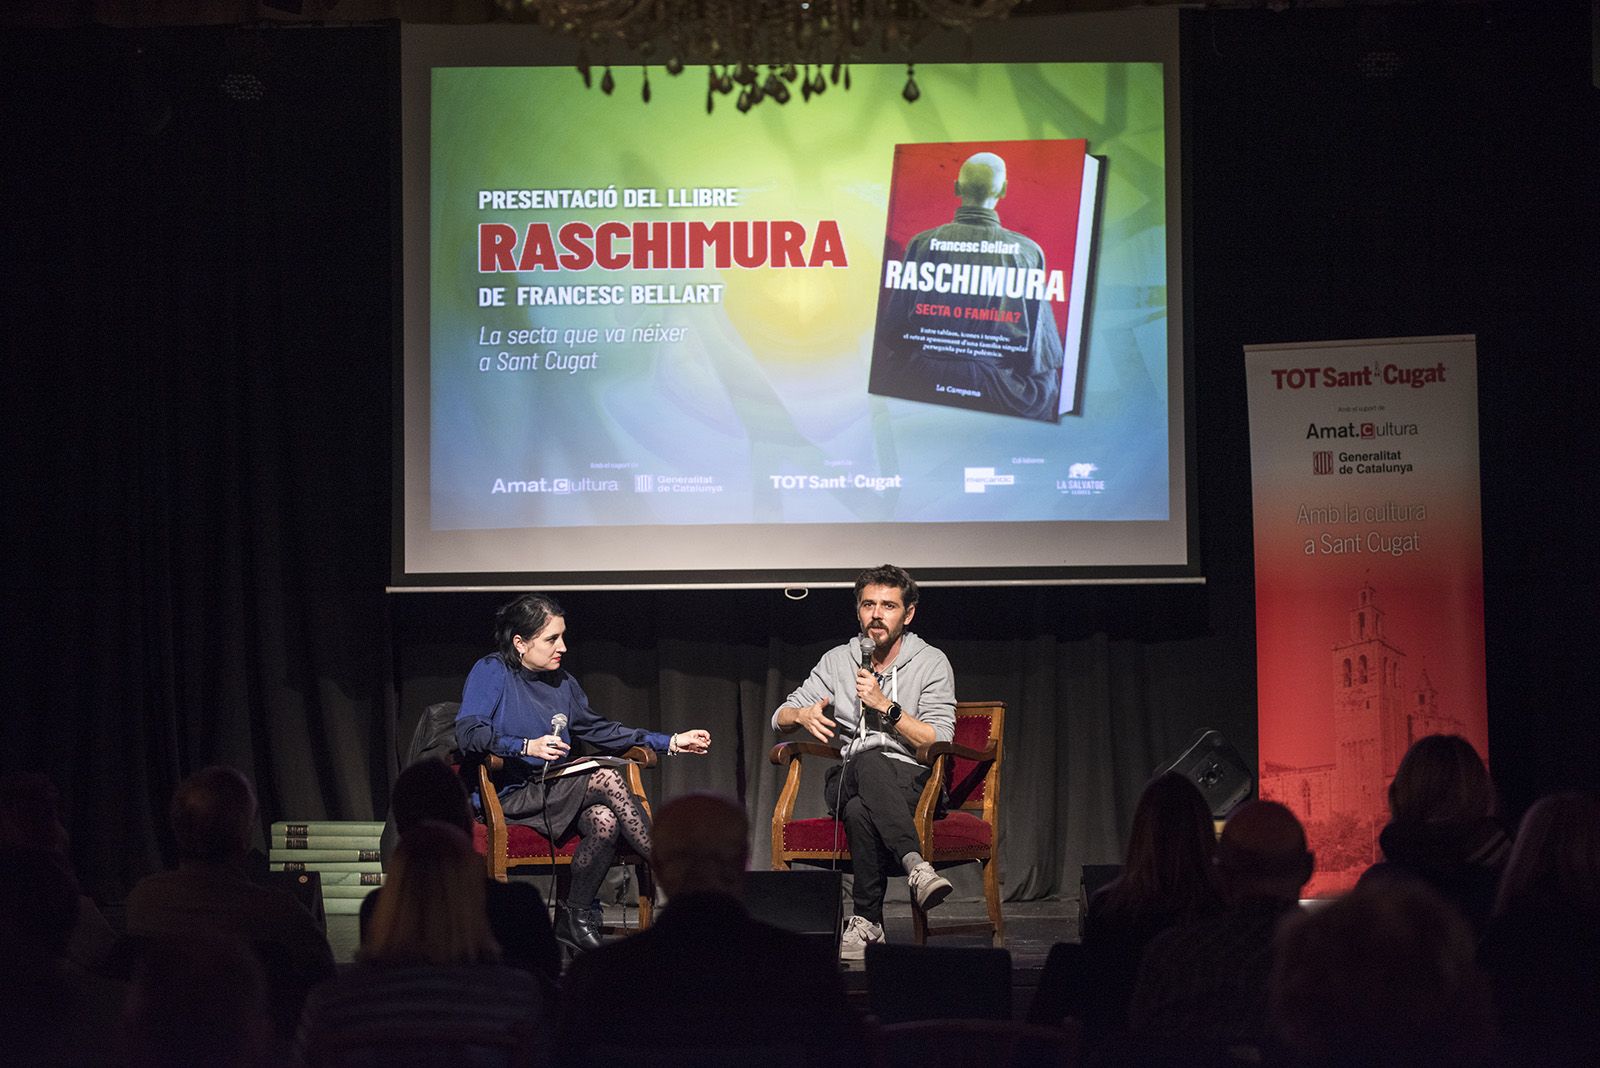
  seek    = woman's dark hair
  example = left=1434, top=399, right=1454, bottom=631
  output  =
left=1097, top=771, right=1222, bottom=927
left=1388, top=734, right=1492, bottom=826
left=1494, top=792, right=1600, bottom=916
left=493, top=593, right=565, bottom=671
left=362, top=821, right=499, bottom=966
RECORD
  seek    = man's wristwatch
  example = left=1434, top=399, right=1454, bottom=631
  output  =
left=882, top=702, right=903, bottom=730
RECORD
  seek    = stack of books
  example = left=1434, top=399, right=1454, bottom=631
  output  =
left=269, top=820, right=384, bottom=915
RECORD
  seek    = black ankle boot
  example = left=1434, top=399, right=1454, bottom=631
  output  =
left=555, top=903, right=604, bottom=954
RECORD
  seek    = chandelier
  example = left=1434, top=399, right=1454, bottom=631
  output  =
left=498, top=0, right=1022, bottom=113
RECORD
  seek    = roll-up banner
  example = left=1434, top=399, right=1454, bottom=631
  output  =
left=1244, top=335, right=1487, bottom=897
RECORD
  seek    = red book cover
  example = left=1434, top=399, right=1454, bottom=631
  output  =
left=868, top=139, right=1100, bottom=422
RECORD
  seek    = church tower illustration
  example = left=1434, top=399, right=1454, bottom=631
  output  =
left=1330, top=582, right=1408, bottom=817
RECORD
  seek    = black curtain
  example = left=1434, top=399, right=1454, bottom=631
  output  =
left=1, top=27, right=398, bottom=901
left=4, top=5, right=1597, bottom=907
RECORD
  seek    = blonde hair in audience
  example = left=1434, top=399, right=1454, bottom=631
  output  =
left=361, top=821, right=499, bottom=965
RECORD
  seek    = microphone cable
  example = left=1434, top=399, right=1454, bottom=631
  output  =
left=831, top=635, right=876, bottom=868
left=541, top=711, right=569, bottom=939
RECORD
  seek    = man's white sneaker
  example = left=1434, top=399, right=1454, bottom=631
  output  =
left=839, top=914, right=886, bottom=961
left=907, top=862, right=953, bottom=911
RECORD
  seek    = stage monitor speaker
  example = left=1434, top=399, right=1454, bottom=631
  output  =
left=742, top=869, right=843, bottom=963
left=866, top=943, right=1013, bottom=1022
left=1079, top=863, right=1121, bottom=937
left=1156, top=729, right=1254, bottom=818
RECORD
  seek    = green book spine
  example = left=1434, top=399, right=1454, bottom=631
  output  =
left=322, top=897, right=370, bottom=915
left=268, top=849, right=382, bottom=863
left=270, top=821, right=386, bottom=836
left=271, top=861, right=383, bottom=874
left=319, top=884, right=381, bottom=900
left=271, top=836, right=382, bottom=851
left=307, top=871, right=385, bottom=887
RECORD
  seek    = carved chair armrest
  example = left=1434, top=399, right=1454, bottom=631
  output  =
left=914, top=739, right=996, bottom=764
left=769, top=740, right=842, bottom=765
left=914, top=737, right=999, bottom=830
left=616, top=745, right=659, bottom=768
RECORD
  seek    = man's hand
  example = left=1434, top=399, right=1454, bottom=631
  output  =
left=780, top=698, right=837, bottom=743
left=669, top=729, right=712, bottom=754
left=856, top=668, right=889, bottom=713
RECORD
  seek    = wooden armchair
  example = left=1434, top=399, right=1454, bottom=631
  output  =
left=770, top=701, right=1006, bottom=946
left=473, top=748, right=659, bottom=932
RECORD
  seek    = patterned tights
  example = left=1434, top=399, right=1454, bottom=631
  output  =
left=567, top=768, right=652, bottom=907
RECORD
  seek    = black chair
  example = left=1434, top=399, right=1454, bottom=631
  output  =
left=875, top=1018, right=1080, bottom=1068
left=1027, top=941, right=1087, bottom=1028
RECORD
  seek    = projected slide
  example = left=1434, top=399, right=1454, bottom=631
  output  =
left=400, top=15, right=1186, bottom=585
left=427, top=63, right=1167, bottom=535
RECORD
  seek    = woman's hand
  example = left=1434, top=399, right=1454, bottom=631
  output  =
left=523, top=734, right=571, bottom=762
left=669, top=729, right=712, bottom=755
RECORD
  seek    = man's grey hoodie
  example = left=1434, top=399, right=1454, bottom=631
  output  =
left=772, top=632, right=955, bottom=766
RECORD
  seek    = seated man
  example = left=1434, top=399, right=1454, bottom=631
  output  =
left=359, top=757, right=560, bottom=985
left=125, top=766, right=335, bottom=1040
left=772, top=564, right=957, bottom=960
left=556, top=794, right=865, bottom=1065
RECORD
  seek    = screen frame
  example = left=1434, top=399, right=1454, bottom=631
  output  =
left=393, top=10, right=1196, bottom=591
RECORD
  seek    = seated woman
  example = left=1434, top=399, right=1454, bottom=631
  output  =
left=455, top=593, right=711, bottom=955
left=1479, top=792, right=1600, bottom=1066
left=1357, top=733, right=1509, bottom=932
left=297, top=822, right=546, bottom=1066
left=1072, top=772, right=1223, bottom=1047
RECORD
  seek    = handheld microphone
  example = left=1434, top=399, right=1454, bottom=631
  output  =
left=859, top=635, right=877, bottom=732
left=539, top=713, right=569, bottom=785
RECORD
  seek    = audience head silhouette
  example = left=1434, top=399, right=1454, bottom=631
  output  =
left=170, top=766, right=256, bottom=862
left=1102, top=771, right=1221, bottom=923
left=1269, top=877, right=1494, bottom=1067
left=1495, top=791, right=1600, bottom=915
left=0, top=772, right=70, bottom=854
left=1388, top=734, right=1492, bottom=824
left=1216, top=800, right=1314, bottom=904
left=362, top=820, right=498, bottom=966
left=651, top=792, right=749, bottom=899
left=389, top=757, right=473, bottom=838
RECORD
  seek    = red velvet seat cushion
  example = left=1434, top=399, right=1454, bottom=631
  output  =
left=781, top=817, right=854, bottom=854
left=928, top=811, right=992, bottom=854
left=781, top=811, right=991, bottom=856
left=472, top=821, right=579, bottom=860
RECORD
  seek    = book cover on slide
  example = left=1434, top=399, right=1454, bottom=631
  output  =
left=868, top=139, right=1100, bottom=422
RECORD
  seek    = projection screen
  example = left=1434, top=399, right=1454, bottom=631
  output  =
left=396, top=10, right=1191, bottom=589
